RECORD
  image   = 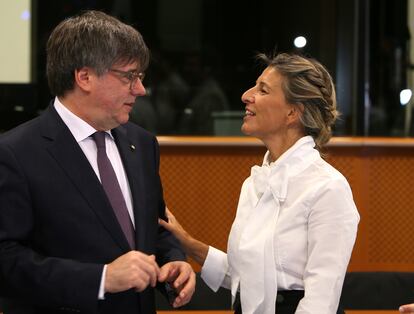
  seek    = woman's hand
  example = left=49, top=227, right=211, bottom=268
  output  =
left=159, top=207, right=209, bottom=266
left=400, top=304, right=414, bottom=313
left=159, top=208, right=191, bottom=245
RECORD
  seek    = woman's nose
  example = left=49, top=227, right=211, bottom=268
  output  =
left=241, top=88, right=254, bottom=104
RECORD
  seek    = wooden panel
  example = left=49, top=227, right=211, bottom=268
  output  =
left=159, top=137, right=414, bottom=272
left=159, top=145, right=265, bottom=271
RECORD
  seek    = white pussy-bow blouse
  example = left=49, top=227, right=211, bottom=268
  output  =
left=201, top=136, right=359, bottom=314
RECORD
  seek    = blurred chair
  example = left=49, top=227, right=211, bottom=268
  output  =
left=341, top=272, right=414, bottom=309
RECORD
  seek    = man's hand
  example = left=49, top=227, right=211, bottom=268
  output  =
left=105, top=251, right=160, bottom=293
left=400, top=304, right=414, bottom=313
left=158, top=261, right=196, bottom=308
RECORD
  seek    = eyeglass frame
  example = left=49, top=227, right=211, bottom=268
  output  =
left=109, top=68, right=145, bottom=90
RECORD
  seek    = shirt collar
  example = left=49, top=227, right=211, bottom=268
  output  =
left=263, top=136, right=316, bottom=168
left=53, top=97, right=112, bottom=142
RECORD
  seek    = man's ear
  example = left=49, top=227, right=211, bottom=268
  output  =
left=74, top=67, right=93, bottom=92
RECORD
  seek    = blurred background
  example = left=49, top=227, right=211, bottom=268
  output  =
left=0, top=0, right=413, bottom=137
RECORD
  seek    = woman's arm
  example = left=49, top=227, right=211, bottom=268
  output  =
left=159, top=208, right=232, bottom=291
left=158, top=208, right=209, bottom=266
left=297, top=178, right=360, bottom=314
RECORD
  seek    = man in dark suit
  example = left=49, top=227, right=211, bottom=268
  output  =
left=0, top=10, right=195, bottom=314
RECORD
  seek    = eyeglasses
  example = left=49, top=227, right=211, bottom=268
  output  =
left=109, top=69, right=145, bottom=90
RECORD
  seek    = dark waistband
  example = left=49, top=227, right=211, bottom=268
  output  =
left=234, top=290, right=304, bottom=306
left=276, top=290, right=304, bottom=304
left=234, top=290, right=344, bottom=314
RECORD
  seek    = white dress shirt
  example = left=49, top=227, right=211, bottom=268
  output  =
left=54, top=97, right=135, bottom=299
left=201, top=136, right=360, bottom=314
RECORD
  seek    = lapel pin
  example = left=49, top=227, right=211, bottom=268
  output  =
left=130, top=144, right=136, bottom=151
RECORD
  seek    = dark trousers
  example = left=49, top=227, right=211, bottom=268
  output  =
left=233, top=290, right=345, bottom=314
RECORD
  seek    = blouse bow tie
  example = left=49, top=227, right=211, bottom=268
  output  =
left=230, top=162, right=290, bottom=313
left=250, top=163, right=289, bottom=207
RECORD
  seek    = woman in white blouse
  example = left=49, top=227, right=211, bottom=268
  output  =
left=159, top=52, right=360, bottom=314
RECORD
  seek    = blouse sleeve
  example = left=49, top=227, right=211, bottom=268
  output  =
left=200, top=246, right=231, bottom=291
left=295, top=178, right=360, bottom=314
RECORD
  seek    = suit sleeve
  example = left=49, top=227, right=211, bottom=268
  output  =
left=0, top=143, right=103, bottom=312
left=151, top=137, right=186, bottom=265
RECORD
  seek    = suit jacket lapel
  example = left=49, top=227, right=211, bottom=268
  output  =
left=112, top=126, right=147, bottom=251
left=40, top=106, right=131, bottom=251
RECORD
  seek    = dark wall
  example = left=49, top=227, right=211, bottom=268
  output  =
left=0, top=0, right=410, bottom=136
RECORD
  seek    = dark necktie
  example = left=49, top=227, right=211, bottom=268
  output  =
left=92, top=131, right=135, bottom=249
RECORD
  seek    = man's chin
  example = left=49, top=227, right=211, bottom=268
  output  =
left=117, top=114, right=131, bottom=126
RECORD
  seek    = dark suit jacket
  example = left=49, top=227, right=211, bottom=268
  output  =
left=0, top=105, right=185, bottom=314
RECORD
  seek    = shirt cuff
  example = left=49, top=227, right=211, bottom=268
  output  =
left=98, top=265, right=107, bottom=300
left=201, top=246, right=228, bottom=291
